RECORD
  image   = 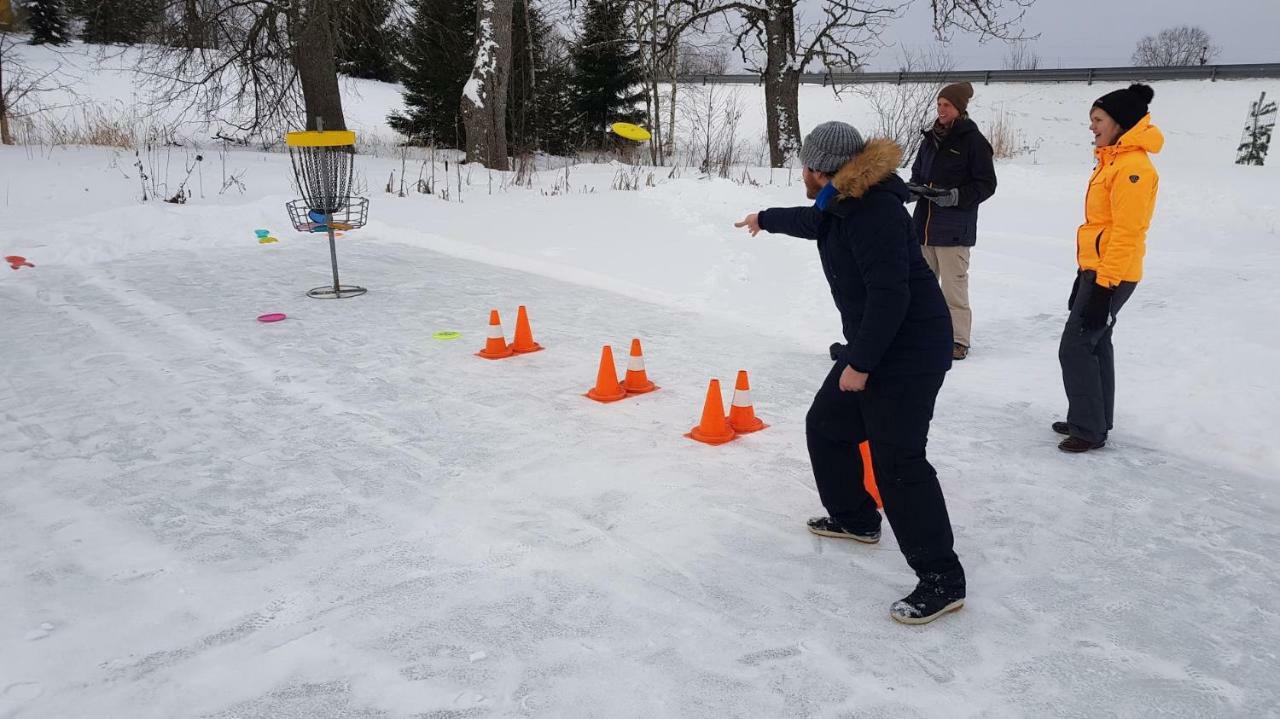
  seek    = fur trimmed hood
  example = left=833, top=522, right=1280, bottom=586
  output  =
left=831, top=138, right=904, bottom=199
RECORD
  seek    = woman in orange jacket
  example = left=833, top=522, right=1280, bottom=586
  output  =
left=1055, top=84, right=1161, bottom=453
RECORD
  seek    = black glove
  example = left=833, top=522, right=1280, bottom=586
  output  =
left=1067, top=274, right=1081, bottom=311
left=1080, top=284, right=1114, bottom=332
left=829, top=342, right=846, bottom=361
left=928, top=188, right=960, bottom=207
left=905, top=182, right=930, bottom=199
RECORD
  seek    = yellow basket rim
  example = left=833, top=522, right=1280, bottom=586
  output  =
left=285, top=130, right=357, bottom=148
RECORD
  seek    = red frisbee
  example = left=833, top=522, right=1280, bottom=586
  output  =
left=257, top=313, right=287, bottom=323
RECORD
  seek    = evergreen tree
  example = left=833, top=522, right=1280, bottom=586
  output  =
left=389, top=0, right=475, bottom=146
left=336, top=0, right=400, bottom=82
left=571, top=0, right=645, bottom=147
left=1236, top=91, right=1276, bottom=167
left=28, top=0, right=70, bottom=45
left=75, top=0, right=163, bottom=45
left=528, top=34, right=581, bottom=156
left=509, top=0, right=576, bottom=153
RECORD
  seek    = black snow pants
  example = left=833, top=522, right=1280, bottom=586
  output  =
left=1059, top=270, right=1138, bottom=443
left=806, top=363, right=964, bottom=586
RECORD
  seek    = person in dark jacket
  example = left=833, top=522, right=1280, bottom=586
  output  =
left=907, top=82, right=997, bottom=361
left=734, top=122, right=966, bottom=625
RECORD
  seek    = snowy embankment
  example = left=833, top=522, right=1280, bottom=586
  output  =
left=1, top=41, right=1279, bottom=717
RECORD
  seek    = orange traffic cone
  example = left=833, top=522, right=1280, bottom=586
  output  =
left=509, top=305, right=544, bottom=354
left=476, top=310, right=514, bottom=359
left=622, top=338, right=657, bottom=394
left=585, top=345, right=627, bottom=402
left=686, top=379, right=737, bottom=445
left=727, top=370, right=766, bottom=433
left=860, top=441, right=883, bottom=508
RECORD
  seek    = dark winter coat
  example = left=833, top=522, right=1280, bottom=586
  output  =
left=909, top=117, right=997, bottom=247
left=758, top=139, right=953, bottom=378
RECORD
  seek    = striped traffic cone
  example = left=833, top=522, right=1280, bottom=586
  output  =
left=622, top=338, right=657, bottom=394
left=727, top=370, right=766, bottom=433
left=476, top=310, right=514, bottom=359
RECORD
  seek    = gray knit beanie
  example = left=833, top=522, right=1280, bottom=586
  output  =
left=799, top=121, right=866, bottom=173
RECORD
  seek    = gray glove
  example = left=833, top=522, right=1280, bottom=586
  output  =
left=927, top=188, right=960, bottom=207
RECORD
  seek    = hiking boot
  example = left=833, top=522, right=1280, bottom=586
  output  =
left=1052, top=421, right=1070, bottom=436
left=1058, top=436, right=1105, bottom=453
left=829, top=342, right=846, bottom=361
left=890, top=572, right=966, bottom=625
left=953, top=343, right=969, bottom=361
left=806, top=516, right=880, bottom=544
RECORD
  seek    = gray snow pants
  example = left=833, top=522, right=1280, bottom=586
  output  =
left=1059, top=270, right=1138, bottom=443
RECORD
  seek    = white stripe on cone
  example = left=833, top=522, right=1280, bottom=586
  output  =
left=732, top=389, right=752, bottom=407
left=627, top=356, right=646, bottom=372
left=488, top=324, right=504, bottom=339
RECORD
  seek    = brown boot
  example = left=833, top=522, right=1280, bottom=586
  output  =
left=1058, top=436, right=1105, bottom=453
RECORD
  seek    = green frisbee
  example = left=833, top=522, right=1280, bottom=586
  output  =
left=433, top=331, right=462, bottom=341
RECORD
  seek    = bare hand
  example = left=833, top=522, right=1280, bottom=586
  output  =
left=734, top=213, right=761, bottom=237
left=839, top=365, right=868, bottom=392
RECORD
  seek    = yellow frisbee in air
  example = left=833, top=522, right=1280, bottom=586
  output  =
left=611, top=123, right=652, bottom=142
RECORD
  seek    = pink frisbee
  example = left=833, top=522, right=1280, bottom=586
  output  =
left=257, top=313, right=287, bottom=323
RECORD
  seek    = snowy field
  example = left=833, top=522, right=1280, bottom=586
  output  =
left=3, top=43, right=1280, bottom=717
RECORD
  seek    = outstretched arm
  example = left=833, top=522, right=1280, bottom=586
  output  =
left=735, top=207, right=825, bottom=240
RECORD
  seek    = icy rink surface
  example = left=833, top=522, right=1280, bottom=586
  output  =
left=2, top=237, right=1278, bottom=717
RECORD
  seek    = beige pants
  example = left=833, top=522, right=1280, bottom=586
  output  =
left=922, top=245, right=972, bottom=348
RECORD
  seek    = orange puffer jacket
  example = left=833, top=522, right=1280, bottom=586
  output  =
left=1076, top=114, right=1163, bottom=288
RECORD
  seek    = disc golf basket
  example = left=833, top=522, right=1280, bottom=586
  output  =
left=285, top=125, right=369, bottom=299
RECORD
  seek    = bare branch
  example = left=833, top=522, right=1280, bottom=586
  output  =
left=928, top=0, right=1037, bottom=42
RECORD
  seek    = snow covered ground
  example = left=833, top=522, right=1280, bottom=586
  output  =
left=2, top=42, right=1280, bottom=717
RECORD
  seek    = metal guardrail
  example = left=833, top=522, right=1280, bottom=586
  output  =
left=678, top=63, right=1280, bottom=86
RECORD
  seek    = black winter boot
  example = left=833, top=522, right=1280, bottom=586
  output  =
left=1052, top=421, right=1070, bottom=436
left=890, top=570, right=966, bottom=625
left=806, top=516, right=880, bottom=544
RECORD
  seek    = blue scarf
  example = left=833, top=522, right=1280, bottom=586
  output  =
left=814, top=181, right=838, bottom=211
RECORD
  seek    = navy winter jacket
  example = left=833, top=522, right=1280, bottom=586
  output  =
left=909, top=118, right=997, bottom=247
left=759, top=139, right=952, bottom=377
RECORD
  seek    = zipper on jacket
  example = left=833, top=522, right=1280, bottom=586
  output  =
left=924, top=182, right=934, bottom=246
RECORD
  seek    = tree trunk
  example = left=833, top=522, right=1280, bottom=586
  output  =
left=666, top=42, right=679, bottom=161
left=460, top=0, right=513, bottom=170
left=763, top=1, right=800, bottom=167
left=293, top=0, right=347, bottom=131
left=522, top=0, right=537, bottom=152
left=647, top=0, right=663, bottom=166
left=183, top=0, right=205, bottom=50
left=0, top=50, right=11, bottom=146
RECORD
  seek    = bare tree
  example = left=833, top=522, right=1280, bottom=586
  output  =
left=0, top=26, right=16, bottom=145
left=857, top=47, right=953, bottom=167
left=1132, top=25, right=1221, bottom=67
left=678, top=81, right=745, bottom=175
left=460, top=0, right=513, bottom=169
left=1002, top=40, right=1038, bottom=70
left=666, top=0, right=1034, bottom=168
left=0, top=25, right=78, bottom=145
left=140, top=0, right=348, bottom=138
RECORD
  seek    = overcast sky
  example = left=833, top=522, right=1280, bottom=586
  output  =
left=858, top=0, right=1280, bottom=69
